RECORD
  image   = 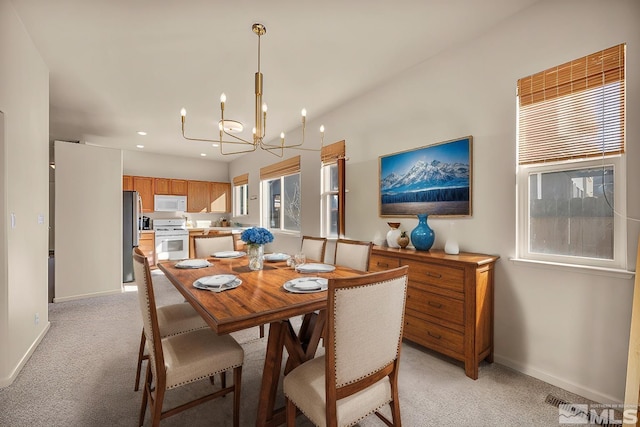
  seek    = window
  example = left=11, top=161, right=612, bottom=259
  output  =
left=321, top=140, right=346, bottom=238
left=516, top=44, right=626, bottom=269
left=232, top=173, right=248, bottom=216
left=260, top=156, right=301, bottom=232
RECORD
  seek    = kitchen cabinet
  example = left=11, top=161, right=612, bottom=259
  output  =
left=209, top=182, right=231, bottom=213
left=154, top=178, right=188, bottom=196
left=369, top=246, right=499, bottom=380
left=187, top=180, right=210, bottom=213
left=139, top=231, right=156, bottom=268
left=122, top=174, right=229, bottom=213
left=170, top=179, right=188, bottom=195
left=133, top=176, right=154, bottom=212
left=123, top=175, right=133, bottom=191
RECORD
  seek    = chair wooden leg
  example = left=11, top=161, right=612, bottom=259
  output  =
left=286, top=397, right=297, bottom=426
left=134, top=329, right=146, bottom=391
left=233, top=366, right=242, bottom=427
left=259, top=324, right=265, bottom=338
left=138, top=363, right=150, bottom=426
left=151, top=384, right=165, bottom=427
left=220, top=371, right=226, bottom=389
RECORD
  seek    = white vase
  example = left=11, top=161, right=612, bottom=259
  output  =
left=444, top=221, right=459, bottom=255
left=386, top=223, right=402, bottom=248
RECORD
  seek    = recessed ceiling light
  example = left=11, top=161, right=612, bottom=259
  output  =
left=212, top=143, right=219, bottom=147
left=200, top=153, right=206, bottom=157
left=137, top=131, right=147, bottom=136
left=136, top=145, right=144, bottom=149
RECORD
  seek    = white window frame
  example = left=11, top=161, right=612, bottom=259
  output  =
left=516, top=156, right=626, bottom=270
left=260, top=172, right=301, bottom=234
left=233, top=182, right=248, bottom=217
left=321, top=163, right=338, bottom=238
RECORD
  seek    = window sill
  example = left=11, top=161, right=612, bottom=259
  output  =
left=509, top=257, right=635, bottom=280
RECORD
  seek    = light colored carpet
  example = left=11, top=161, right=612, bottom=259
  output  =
left=0, top=270, right=592, bottom=426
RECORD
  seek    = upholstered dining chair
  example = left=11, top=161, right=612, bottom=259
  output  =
left=132, top=247, right=244, bottom=427
left=301, top=235, right=327, bottom=263
left=133, top=298, right=208, bottom=391
left=283, top=265, right=409, bottom=427
left=333, top=238, right=374, bottom=272
left=193, top=233, right=235, bottom=258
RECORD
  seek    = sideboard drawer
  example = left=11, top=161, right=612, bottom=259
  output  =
left=369, top=254, right=400, bottom=272
left=404, top=315, right=464, bottom=357
left=406, top=287, right=464, bottom=326
left=405, top=260, right=464, bottom=293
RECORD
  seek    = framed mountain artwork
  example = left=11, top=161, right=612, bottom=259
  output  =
left=379, top=136, right=472, bottom=217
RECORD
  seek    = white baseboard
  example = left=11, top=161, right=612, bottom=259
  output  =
left=493, top=353, right=622, bottom=404
left=0, top=321, right=50, bottom=388
left=53, top=288, right=122, bottom=303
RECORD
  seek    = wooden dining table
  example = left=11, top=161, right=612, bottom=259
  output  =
left=157, top=256, right=363, bottom=427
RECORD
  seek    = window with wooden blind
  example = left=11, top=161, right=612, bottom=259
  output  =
left=232, top=173, right=249, bottom=217
left=321, top=140, right=346, bottom=238
left=260, top=156, right=301, bottom=232
left=516, top=44, right=626, bottom=270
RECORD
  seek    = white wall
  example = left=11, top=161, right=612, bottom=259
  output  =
left=54, top=142, right=122, bottom=301
left=230, top=0, right=639, bottom=403
left=123, top=150, right=229, bottom=182
left=0, top=0, right=50, bottom=386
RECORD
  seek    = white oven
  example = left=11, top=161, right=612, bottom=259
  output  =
left=153, top=219, right=189, bottom=260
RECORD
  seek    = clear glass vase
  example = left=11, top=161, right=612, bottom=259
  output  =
left=247, top=244, right=264, bottom=271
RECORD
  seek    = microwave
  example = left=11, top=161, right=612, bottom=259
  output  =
left=154, top=195, right=187, bottom=212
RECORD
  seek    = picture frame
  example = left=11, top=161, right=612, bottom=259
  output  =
left=379, top=136, right=472, bottom=217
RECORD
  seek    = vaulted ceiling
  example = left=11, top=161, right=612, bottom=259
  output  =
left=11, top=0, right=540, bottom=161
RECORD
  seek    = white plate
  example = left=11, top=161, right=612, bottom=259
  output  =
left=194, top=278, right=242, bottom=293
left=212, top=251, right=246, bottom=258
left=295, top=263, right=336, bottom=273
left=283, top=277, right=328, bottom=293
left=264, top=253, right=291, bottom=262
left=194, top=274, right=237, bottom=288
left=175, top=259, right=212, bottom=269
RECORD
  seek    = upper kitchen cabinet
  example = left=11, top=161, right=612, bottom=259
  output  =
left=154, top=178, right=188, bottom=196
left=187, top=180, right=210, bottom=213
left=210, top=182, right=231, bottom=213
left=123, top=175, right=133, bottom=191
left=133, top=176, right=154, bottom=212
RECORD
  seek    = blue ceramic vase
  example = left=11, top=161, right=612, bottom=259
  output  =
left=411, top=214, right=435, bottom=251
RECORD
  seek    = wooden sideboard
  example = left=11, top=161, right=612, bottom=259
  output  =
left=369, top=246, right=499, bottom=379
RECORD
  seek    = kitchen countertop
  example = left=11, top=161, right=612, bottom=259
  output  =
left=186, top=227, right=246, bottom=234
left=141, top=230, right=155, bottom=234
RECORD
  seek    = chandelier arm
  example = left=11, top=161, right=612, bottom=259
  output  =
left=220, top=142, right=258, bottom=156
left=221, top=130, right=254, bottom=145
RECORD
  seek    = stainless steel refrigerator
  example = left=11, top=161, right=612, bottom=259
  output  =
left=123, top=190, right=142, bottom=282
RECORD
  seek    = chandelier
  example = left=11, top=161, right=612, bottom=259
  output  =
left=180, top=23, right=325, bottom=157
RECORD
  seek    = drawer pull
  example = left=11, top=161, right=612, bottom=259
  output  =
left=377, top=262, right=390, bottom=268
left=427, top=331, right=441, bottom=339
left=428, top=301, right=442, bottom=309
left=426, top=272, right=442, bottom=279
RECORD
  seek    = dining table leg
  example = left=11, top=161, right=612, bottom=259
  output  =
left=256, top=321, right=287, bottom=427
left=255, top=312, right=327, bottom=427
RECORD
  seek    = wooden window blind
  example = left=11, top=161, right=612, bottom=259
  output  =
left=517, top=43, right=625, bottom=165
left=232, top=173, right=248, bottom=186
left=321, top=140, right=346, bottom=165
left=260, top=155, right=300, bottom=180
